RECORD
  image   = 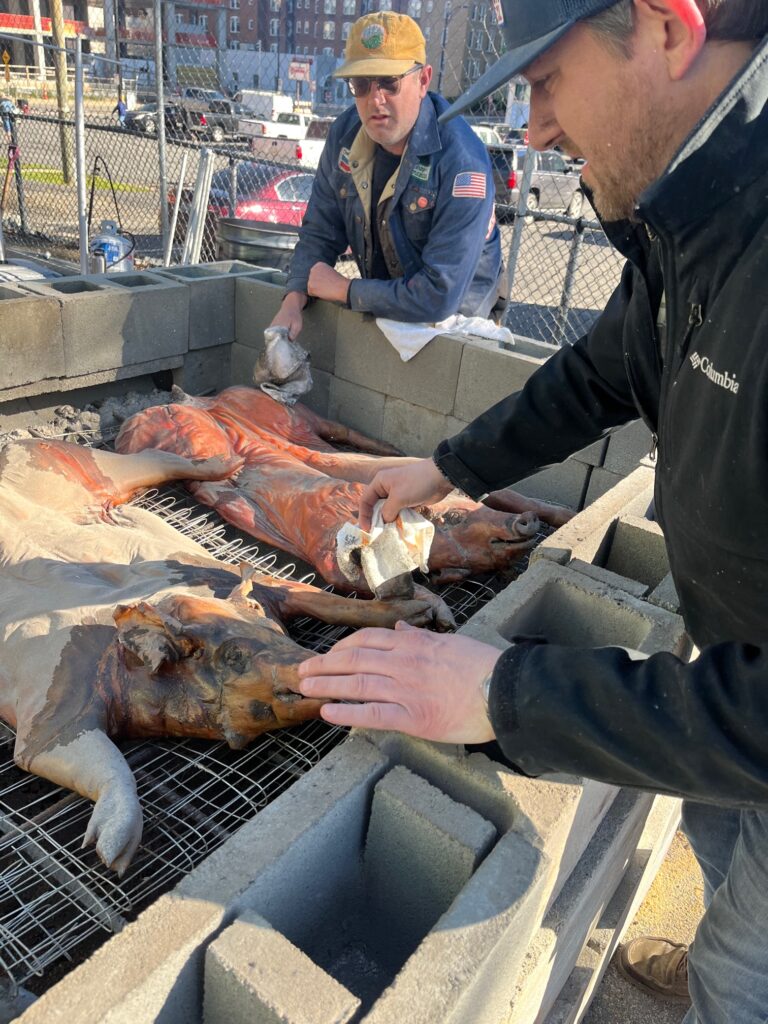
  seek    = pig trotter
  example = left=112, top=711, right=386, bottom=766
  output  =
left=82, top=782, right=143, bottom=877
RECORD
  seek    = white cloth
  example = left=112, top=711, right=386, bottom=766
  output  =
left=336, top=500, right=435, bottom=593
left=375, top=313, right=515, bottom=362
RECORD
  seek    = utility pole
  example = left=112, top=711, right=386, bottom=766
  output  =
left=49, top=0, right=74, bottom=184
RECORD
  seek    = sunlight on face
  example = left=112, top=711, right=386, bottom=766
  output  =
left=355, top=65, right=432, bottom=155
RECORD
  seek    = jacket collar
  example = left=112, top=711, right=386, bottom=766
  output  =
left=636, top=33, right=768, bottom=233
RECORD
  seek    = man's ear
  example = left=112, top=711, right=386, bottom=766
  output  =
left=634, top=0, right=706, bottom=80
left=114, top=601, right=200, bottom=673
left=420, top=64, right=433, bottom=93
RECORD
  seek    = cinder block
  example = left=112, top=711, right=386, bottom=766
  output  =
left=381, top=397, right=455, bottom=457
left=230, top=340, right=257, bottom=386
left=599, top=515, right=670, bottom=589
left=362, top=830, right=548, bottom=1024
left=335, top=309, right=463, bottom=414
left=501, top=333, right=559, bottom=361
left=544, top=795, right=680, bottom=1024
left=0, top=284, right=65, bottom=390
left=585, top=467, right=625, bottom=505
left=156, top=260, right=263, bottom=350
left=454, top=337, right=547, bottom=422
left=21, top=272, right=189, bottom=376
left=648, top=571, right=680, bottom=613
left=16, top=894, right=225, bottom=1024
left=603, top=419, right=652, bottom=475
left=364, top=766, right=496, bottom=957
left=204, top=910, right=360, bottom=1024
left=507, top=789, right=655, bottom=1024
left=234, top=277, right=285, bottom=346
left=532, top=465, right=656, bottom=567
left=328, top=376, right=386, bottom=441
left=513, top=460, right=589, bottom=511
left=301, top=366, right=331, bottom=418
left=360, top=733, right=617, bottom=924
left=234, top=281, right=338, bottom=375
left=459, top=558, right=688, bottom=658
left=175, top=344, right=232, bottom=396
left=567, top=558, right=650, bottom=600
left=572, top=436, right=609, bottom=468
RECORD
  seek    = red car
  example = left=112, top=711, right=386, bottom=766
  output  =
left=169, top=162, right=314, bottom=255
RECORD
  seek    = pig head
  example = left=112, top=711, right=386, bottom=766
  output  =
left=111, top=585, right=326, bottom=749
left=425, top=506, right=541, bottom=585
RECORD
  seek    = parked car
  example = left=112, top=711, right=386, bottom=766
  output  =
left=124, top=102, right=186, bottom=136
left=471, top=124, right=504, bottom=147
left=201, top=98, right=252, bottom=142
left=178, top=87, right=228, bottom=105
left=248, top=117, right=333, bottom=170
left=489, top=146, right=585, bottom=219
left=169, top=161, right=314, bottom=256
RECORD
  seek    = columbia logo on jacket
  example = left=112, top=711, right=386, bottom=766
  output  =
left=689, top=352, right=740, bottom=394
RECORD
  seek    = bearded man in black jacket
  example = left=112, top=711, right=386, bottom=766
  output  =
left=294, top=0, right=768, bottom=1019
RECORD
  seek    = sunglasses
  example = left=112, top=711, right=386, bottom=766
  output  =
left=347, top=65, right=423, bottom=98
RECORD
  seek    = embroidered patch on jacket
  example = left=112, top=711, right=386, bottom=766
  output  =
left=452, top=171, right=486, bottom=198
left=338, top=148, right=351, bottom=173
left=361, top=23, right=385, bottom=48
left=411, top=161, right=430, bottom=182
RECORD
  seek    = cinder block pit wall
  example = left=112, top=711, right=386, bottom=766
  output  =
left=2, top=263, right=685, bottom=1022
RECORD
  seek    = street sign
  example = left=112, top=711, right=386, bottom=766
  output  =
left=1, top=51, right=10, bottom=66
left=288, top=60, right=311, bottom=82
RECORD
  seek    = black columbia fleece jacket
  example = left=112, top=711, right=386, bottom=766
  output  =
left=434, top=35, right=768, bottom=808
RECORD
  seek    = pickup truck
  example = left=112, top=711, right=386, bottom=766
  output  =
left=238, top=110, right=314, bottom=141
left=247, top=117, right=333, bottom=170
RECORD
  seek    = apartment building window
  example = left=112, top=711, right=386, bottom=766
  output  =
left=378, top=0, right=392, bottom=10
left=342, top=20, right=352, bottom=38
left=228, top=39, right=241, bottom=48
left=304, top=19, right=310, bottom=32
left=343, top=0, right=355, bottom=13
left=175, top=12, right=184, bottom=24
left=231, top=0, right=240, bottom=7
left=323, top=19, right=335, bottom=38
left=270, top=0, right=280, bottom=9
left=423, top=23, right=430, bottom=38
left=407, top=0, right=421, bottom=15
left=199, top=14, right=208, bottom=27
left=270, top=17, right=280, bottom=33
left=230, top=16, right=240, bottom=32
left=270, top=42, right=278, bottom=51
left=247, top=18, right=254, bottom=29
left=324, top=0, right=337, bottom=11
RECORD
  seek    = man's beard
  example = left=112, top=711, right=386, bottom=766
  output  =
left=588, top=99, right=676, bottom=223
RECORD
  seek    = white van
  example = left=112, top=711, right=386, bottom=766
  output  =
left=233, top=90, right=293, bottom=121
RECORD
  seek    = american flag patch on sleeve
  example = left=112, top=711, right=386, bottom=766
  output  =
left=452, top=171, right=487, bottom=198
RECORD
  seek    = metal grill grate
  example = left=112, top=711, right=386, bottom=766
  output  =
left=0, top=460, right=539, bottom=995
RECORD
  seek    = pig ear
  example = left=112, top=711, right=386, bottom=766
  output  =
left=226, top=563, right=265, bottom=612
left=114, top=602, right=194, bottom=673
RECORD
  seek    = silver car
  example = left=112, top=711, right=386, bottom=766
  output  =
left=490, top=147, right=586, bottom=219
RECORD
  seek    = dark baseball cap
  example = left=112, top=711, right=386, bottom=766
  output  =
left=439, top=0, right=620, bottom=121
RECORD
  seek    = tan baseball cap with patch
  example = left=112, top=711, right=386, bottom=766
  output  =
left=332, top=12, right=426, bottom=78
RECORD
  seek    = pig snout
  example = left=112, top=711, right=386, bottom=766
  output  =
left=510, top=511, right=540, bottom=539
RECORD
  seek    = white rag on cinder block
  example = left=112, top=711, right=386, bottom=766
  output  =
left=375, top=314, right=515, bottom=362
left=336, top=500, right=435, bottom=593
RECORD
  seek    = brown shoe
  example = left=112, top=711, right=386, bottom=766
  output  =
left=616, top=936, right=691, bottom=1002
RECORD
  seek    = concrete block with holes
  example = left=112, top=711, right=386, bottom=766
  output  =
left=157, top=261, right=276, bottom=350
left=0, top=283, right=65, bottom=391
left=20, top=272, right=189, bottom=376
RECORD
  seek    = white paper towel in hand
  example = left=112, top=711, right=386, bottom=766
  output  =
left=375, top=313, right=515, bottom=362
left=336, top=500, right=435, bottom=593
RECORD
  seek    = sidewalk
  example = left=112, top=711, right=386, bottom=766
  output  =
left=585, top=830, right=705, bottom=1024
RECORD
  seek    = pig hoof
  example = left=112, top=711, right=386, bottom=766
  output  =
left=82, top=788, right=144, bottom=876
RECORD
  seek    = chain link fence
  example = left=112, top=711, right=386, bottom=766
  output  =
left=0, top=3, right=623, bottom=345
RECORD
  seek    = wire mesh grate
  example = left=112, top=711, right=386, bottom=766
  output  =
left=0, top=461, right=541, bottom=994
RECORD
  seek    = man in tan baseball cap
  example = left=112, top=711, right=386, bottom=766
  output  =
left=270, top=11, right=502, bottom=340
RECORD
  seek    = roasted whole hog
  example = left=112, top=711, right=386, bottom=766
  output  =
left=116, top=387, right=571, bottom=589
left=0, top=439, right=455, bottom=873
